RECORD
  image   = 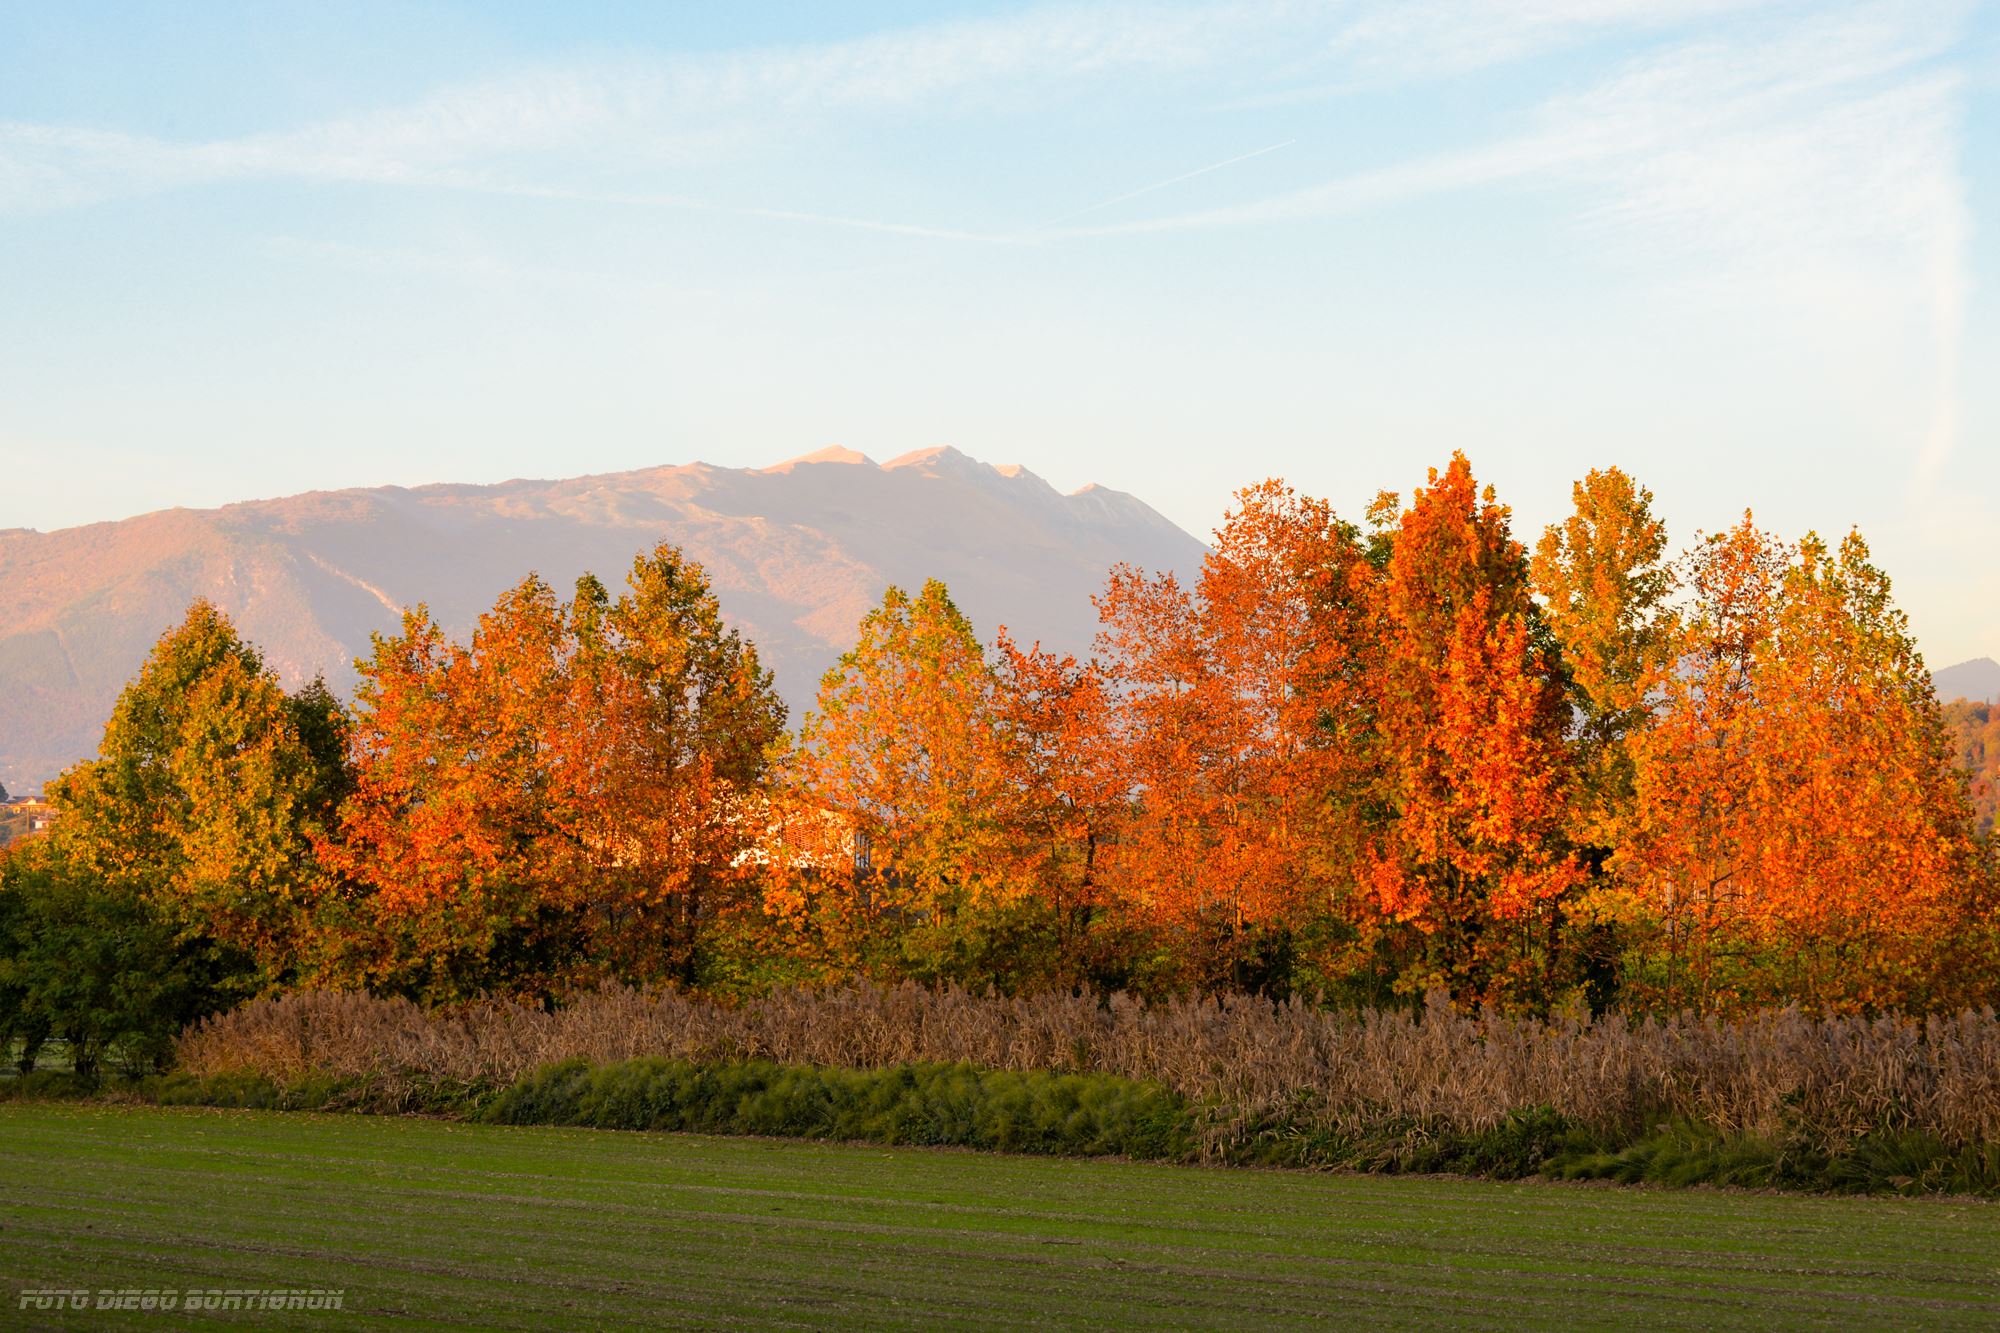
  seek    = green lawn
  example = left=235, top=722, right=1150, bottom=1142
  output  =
left=1, top=1105, right=1996, bottom=1329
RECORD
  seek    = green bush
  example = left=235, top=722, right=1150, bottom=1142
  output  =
left=134, top=1069, right=498, bottom=1117
left=1533, top=1119, right=2000, bottom=1196
left=1199, top=1102, right=2000, bottom=1196
left=0, top=1069, right=98, bottom=1101
left=145, top=1070, right=337, bottom=1111
left=483, top=1057, right=1197, bottom=1160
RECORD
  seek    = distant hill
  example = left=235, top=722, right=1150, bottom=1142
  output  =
left=0, top=446, right=1206, bottom=793
left=1934, top=657, right=2000, bottom=704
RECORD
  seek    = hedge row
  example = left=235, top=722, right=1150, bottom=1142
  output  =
left=14, top=1057, right=2000, bottom=1197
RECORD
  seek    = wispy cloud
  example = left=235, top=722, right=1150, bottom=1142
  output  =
left=1045, top=2, right=1973, bottom=478
left=0, top=0, right=1975, bottom=479
left=1059, top=4, right=1964, bottom=236
left=1320, top=0, right=1781, bottom=80
left=0, top=0, right=1818, bottom=219
left=0, top=2, right=1251, bottom=215
left=458, top=181, right=1026, bottom=245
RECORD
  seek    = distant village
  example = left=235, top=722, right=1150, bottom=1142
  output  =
left=0, top=789, right=55, bottom=847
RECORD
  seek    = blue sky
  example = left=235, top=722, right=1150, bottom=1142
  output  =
left=3, top=0, right=1995, bottom=664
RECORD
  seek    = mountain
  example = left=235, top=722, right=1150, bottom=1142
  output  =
left=0, top=447, right=1206, bottom=793
left=1934, top=657, right=2000, bottom=704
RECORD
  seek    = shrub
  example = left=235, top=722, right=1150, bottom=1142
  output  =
left=0, top=1069, right=97, bottom=1101
left=482, top=1058, right=1196, bottom=1160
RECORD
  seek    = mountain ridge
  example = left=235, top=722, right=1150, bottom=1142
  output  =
left=0, top=450, right=1206, bottom=793
left=1935, top=657, right=2000, bottom=705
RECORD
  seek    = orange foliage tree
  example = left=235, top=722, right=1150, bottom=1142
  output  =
left=317, top=583, right=568, bottom=996
left=1092, top=481, right=1377, bottom=990
left=557, top=554, right=789, bottom=984
left=323, top=544, right=784, bottom=999
left=1363, top=454, right=1581, bottom=1003
left=1943, top=699, right=1998, bottom=840
left=43, top=460, right=2000, bottom=1016
left=1618, top=520, right=1989, bottom=1010
left=991, top=630, right=1124, bottom=980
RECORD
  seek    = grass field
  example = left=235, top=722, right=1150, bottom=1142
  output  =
left=2, top=1106, right=1997, bottom=1329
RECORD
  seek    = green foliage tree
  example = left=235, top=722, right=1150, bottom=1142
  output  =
left=45, top=601, right=344, bottom=980
left=0, top=841, right=254, bottom=1078
left=787, top=580, right=1030, bottom=982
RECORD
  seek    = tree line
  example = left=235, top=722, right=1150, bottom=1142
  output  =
left=4, top=453, right=1993, bottom=1053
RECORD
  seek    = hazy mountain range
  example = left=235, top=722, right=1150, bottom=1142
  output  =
left=1935, top=657, right=2000, bottom=706
left=0, top=446, right=1205, bottom=794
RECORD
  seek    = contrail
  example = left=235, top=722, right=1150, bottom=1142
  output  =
left=1036, top=139, right=1297, bottom=228
left=458, top=178, right=1021, bottom=244
left=453, top=142, right=1301, bottom=246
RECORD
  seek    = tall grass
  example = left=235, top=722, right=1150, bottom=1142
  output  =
left=179, top=985, right=2000, bottom=1158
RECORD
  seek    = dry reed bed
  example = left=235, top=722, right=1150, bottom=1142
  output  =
left=178, top=985, right=2000, bottom=1147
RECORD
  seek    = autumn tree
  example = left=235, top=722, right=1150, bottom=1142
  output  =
left=317, top=582, right=571, bottom=997
left=1618, top=521, right=1990, bottom=1010
left=45, top=601, right=339, bottom=979
left=325, top=545, right=786, bottom=1000
left=1093, top=481, right=1377, bottom=992
left=1942, top=700, right=1998, bottom=840
left=556, top=549, right=788, bottom=983
left=785, top=580, right=1026, bottom=982
left=1531, top=467, right=1673, bottom=849
left=1089, top=560, right=1206, bottom=964
left=1363, top=454, right=1581, bottom=1003
left=991, top=632, right=1123, bottom=982
left=1606, top=517, right=1784, bottom=1008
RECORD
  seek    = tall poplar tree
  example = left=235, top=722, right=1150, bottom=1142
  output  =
left=45, top=600, right=337, bottom=979
left=1092, top=480, right=1377, bottom=990
left=1364, top=454, right=1581, bottom=1002
left=788, top=579, right=1022, bottom=977
left=1531, top=467, right=1673, bottom=849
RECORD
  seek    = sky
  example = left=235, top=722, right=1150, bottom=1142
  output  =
left=2, top=0, right=1996, bottom=666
